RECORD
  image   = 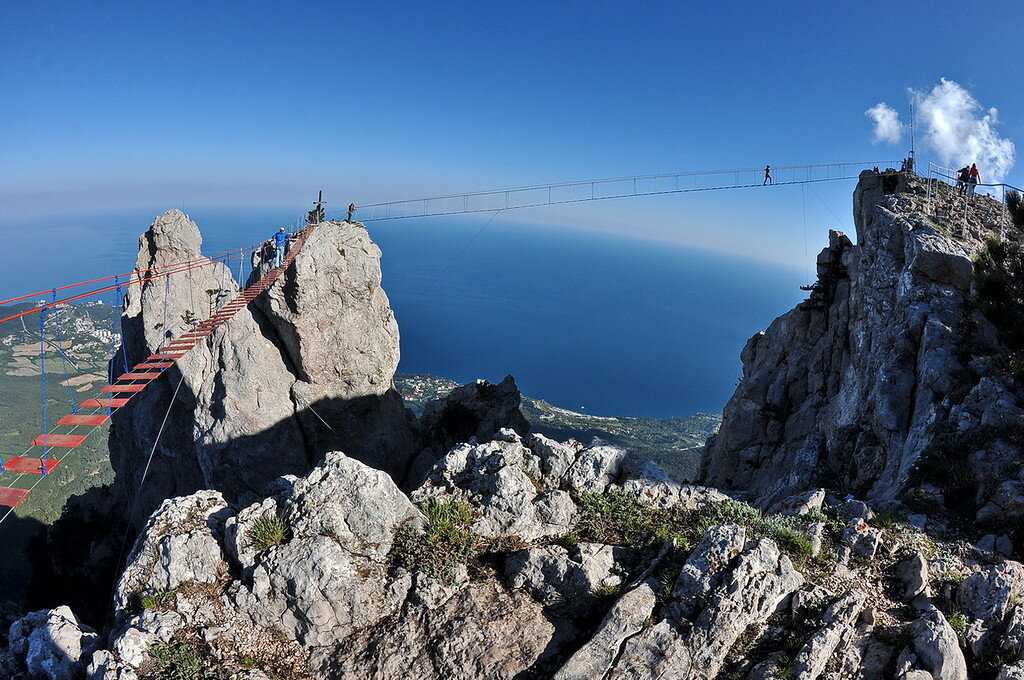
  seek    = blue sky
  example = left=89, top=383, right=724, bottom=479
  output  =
left=2, top=1, right=1020, bottom=264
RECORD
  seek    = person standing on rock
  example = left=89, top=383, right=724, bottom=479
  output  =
left=763, top=165, right=773, bottom=185
left=956, top=166, right=970, bottom=195
left=347, top=202, right=357, bottom=222
left=968, top=163, right=980, bottom=198
left=272, top=227, right=288, bottom=267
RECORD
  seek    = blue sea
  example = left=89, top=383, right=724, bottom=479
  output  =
left=1, top=208, right=806, bottom=418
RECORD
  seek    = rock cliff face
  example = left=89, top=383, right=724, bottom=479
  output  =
left=110, top=211, right=417, bottom=526
left=703, top=172, right=1022, bottom=524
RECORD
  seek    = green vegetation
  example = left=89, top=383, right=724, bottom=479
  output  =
left=145, top=640, right=221, bottom=680
left=947, top=611, right=968, bottom=646
left=141, top=589, right=176, bottom=612
left=575, top=490, right=818, bottom=565
left=247, top=512, right=288, bottom=552
left=974, top=235, right=1024, bottom=380
left=390, top=497, right=478, bottom=582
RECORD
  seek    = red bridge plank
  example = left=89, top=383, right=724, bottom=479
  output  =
left=33, top=434, right=87, bottom=448
left=5, top=457, right=61, bottom=475
left=58, top=414, right=110, bottom=426
left=135, top=362, right=173, bottom=370
left=81, top=397, right=129, bottom=409
left=119, top=372, right=163, bottom=381
left=0, top=488, right=30, bottom=508
left=101, top=384, right=148, bottom=393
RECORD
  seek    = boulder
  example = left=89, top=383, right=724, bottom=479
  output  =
left=605, top=620, right=691, bottom=679
left=686, top=538, right=804, bottom=678
left=554, top=583, right=658, bottom=679
left=896, top=552, right=929, bottom=602
left=669, top=524, right=746, bottom=621
left=505, top=543, right=622, bottom=608
left=412, top=431, right=576, bottom=541
left=113, top=491, right=231, bottom=617
left=909, top=607, right=968, bottom=680
left=790, top=591, right=866, bottom=680
left=957, top=561, right=1024, bottom=657
left=7, top=606, right=100, bottom=680
left=329, top=580, right=565, bottom=679
left=563, top=441, right=628, bottom=494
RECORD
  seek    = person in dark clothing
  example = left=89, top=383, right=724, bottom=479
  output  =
left=956, top=166, right=970, bottom=195
left=347, top=202, right=357, bottom=221
left=763, top=165, right=773, bottom=185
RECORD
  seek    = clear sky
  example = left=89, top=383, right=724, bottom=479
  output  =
left=2, top=1, right=1021, bottom=264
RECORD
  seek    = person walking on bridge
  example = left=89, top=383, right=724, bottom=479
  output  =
left=272, top=227, right=288, bottom=267
left=763, top=165, right=773, bottom=185
left=968, top=163, right=980, bottom=198
left=347, top=202, right=357, bottom=222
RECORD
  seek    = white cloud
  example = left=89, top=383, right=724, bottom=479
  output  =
left=912, top=78, right=1015, bottom=182
left=865, top=102, right=903, bottom=144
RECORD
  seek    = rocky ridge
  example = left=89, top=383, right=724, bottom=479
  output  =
left=703, top=171, right=1023, bottom=532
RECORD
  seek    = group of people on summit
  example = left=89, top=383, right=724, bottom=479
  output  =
left=263, top=196, right=358, bottom=269
left=956, top=163, right=982, bottom=197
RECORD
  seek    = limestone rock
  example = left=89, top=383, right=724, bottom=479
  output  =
left=7, top=606, right=100, bottom=680
left=701, top=172, right=1021, bottom=517
left=505, top=542, right=622, bottom=608
left=110, top=215, right=417, bottom=527
left=412, top=431, right=576, bottom=541
left=554, top=583, right=658, bottom=680
left=329, top=580, right=564, bottom=679
left=957, top=561, right=1024, bottom=657
left=670, top=524, right=746, bottom=621
left=897, top=552, right=930, bottom=602
left=909, top=607, right=968, bottom=680
left=790, top=591, right=866, bottom=680
left=563, top=441, right=627, bottom=494
left=686, top=538, right=805, bottom=678
left=410, top=375, right=531, bottom=484
left=605, top=620, right=691, bottom=679
left=113, top=491, right=231, bottom=617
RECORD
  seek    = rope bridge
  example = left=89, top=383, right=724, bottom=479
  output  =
left=0, top=225, right=317, bottom=516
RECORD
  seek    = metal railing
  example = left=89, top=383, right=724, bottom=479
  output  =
left=924, top=161, right=1019, bottom=234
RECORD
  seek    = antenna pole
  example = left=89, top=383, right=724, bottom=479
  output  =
left=910, top=97, right=916, bottom=165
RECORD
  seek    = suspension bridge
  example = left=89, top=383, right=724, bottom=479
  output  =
left=0, top=158, right=900, bottom=519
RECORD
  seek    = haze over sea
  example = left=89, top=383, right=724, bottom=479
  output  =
left=2, top=208, right=806, bottom=418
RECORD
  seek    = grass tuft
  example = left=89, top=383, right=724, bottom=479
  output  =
left=146, top=639, right=222, bottom=680
left=247, top=512, right=288, bottom=552
left=140, top=589, right=176, bottom=612
left=390, top=497, right=478, bottom=582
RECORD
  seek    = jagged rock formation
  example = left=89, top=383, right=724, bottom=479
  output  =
left=704, top=171, right=1023, bottom=523
left=110, top=211, right=417, bottom=526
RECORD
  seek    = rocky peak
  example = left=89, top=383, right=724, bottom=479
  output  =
left=111, top=214, right=417, bottom=526
left=703, top=171, right=1022, bottom=525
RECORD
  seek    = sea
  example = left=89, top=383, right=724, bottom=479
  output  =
left=1, top=207, right=806, bottom=419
